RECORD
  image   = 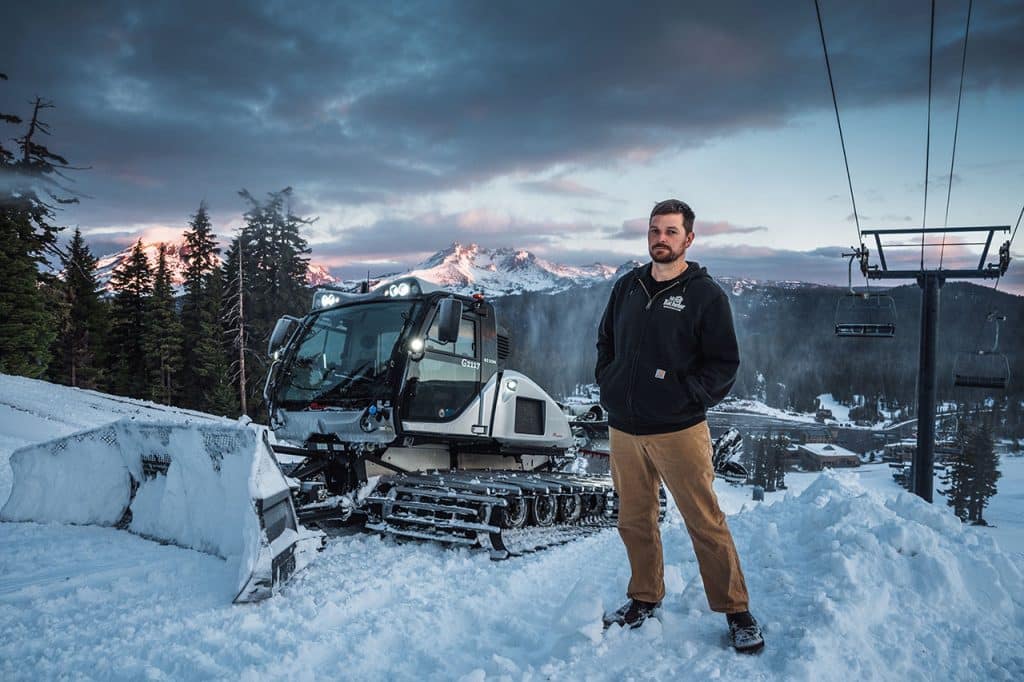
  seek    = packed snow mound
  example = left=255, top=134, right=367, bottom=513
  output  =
left=721, top=472, right=1023, bottom=680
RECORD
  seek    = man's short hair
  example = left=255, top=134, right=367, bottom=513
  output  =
left=650, top=199, right=695, bottom=234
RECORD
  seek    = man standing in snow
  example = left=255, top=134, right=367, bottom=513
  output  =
left=595, top=199, right=764, bottom=653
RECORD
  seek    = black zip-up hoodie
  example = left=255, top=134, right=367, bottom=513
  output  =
left=595, top=261, right=739, bottom=435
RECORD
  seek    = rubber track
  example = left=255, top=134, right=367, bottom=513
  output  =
left=360, top=469, right=667, bottom=559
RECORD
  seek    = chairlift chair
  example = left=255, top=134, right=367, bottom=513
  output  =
left=834, top=249, right=896, bottom=338
left=953, top=312, right=1010, bottom=389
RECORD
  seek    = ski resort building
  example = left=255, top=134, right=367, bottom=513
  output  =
left=883, top=439, right=918, bottom=463
left=796, top=443, right=861, bottom=471
left=882, top=439, right=961, bottom=464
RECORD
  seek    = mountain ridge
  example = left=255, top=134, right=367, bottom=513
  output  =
left=329, top=241, right=835, bottom=298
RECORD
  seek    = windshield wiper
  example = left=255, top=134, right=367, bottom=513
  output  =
left=310, top=360, right=377, bottom=402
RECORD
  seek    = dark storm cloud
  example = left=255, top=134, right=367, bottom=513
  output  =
left=2, top=0, right=1022, bottom=230
left=312, top=209, right=598, bottom=261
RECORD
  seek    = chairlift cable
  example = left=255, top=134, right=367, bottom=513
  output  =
left=814, top=0, right=863, bottom=248
left=989, top=204, right=1023, bottom=297
left=1010, top=203, right=1023, bottom=248
left=940, top=0, right=973, bottom=269
left=921, top=0, right=936, bottom=270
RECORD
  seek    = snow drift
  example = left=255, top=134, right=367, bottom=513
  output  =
left=0, top=418, right=319, bottom=603
left=716, top=473, right=1024, bottom=680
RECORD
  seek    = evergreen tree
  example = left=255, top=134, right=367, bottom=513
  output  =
left=943, top=420, right=1001, bottom=525
left=0, top=82, right=78, bottom=377
left=179, top=201, right=224, bottom=411
left=108, top=240, right=153, bottom=397
left=964, top=423, right=1000, bottom=525
left=224, top=188, right=315, bottom=417
left=144, top=244, right=182, bottom=404
left=50, top=228, right=107, bottom=388
left=1008, top=399, right=1023, bottom=440
left=0, top=215, right=56, bottom=376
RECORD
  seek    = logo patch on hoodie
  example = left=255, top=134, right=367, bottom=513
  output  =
left=663, top=295, right=686, bottom=312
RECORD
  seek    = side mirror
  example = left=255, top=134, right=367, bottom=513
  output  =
left=268, top=316, right=300, bottom=356
left=436, top=298, right=462, bottom=344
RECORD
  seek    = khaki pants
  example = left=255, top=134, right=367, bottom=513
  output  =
left=609, top=422, right=749, bottom=613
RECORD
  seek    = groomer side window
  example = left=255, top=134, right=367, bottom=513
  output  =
left=426, top=315, right=476, bottom=357
left=406, top=315, right=480, bottom=422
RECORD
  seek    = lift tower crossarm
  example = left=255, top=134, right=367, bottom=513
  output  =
left=862, top=226, right=1008, bottom=235
left=861, top=225, right=1010, bottom=280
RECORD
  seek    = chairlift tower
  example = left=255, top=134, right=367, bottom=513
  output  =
left=858, top=225, right=1011, bottom=502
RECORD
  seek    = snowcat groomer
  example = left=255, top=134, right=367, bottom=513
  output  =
left=263, top=277, right=628, bottom=559
left=5, top=277, right=683, bottom=604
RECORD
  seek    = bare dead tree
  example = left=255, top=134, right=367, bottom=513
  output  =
left=224, top=240, right=249, bottom=415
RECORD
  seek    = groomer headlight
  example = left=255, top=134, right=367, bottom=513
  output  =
left=312, top=289, right=346, bottom=309
left=408, top=337, right=425, bottom=359
left=505, top=379, right=519, bottom=392
left=382, top=278, right=421, bottom=297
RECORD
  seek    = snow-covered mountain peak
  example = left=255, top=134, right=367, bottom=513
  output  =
left=422, top=242, right=482, bottom=268
left=373, top=243, right=622, bottom=296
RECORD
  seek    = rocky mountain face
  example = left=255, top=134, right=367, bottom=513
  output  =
left=373, top=242, right=622, bottom=296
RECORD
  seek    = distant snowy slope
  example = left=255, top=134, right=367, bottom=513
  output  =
left=1, top=375, right=1022, bottom=680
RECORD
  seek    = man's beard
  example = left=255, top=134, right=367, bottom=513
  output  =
left=649, top=244, right=684, bottom=263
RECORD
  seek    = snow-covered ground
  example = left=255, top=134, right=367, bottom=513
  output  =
left=718, top=393, right=913, bottom=431
left=814, top=393, right=851, bottom=422
left=1, top=375, right=1022, bottom=680
left=717, top=397, right=823, bottom=424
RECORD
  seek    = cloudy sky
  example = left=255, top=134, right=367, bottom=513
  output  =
left=3, top=0, right=1023, bottom=291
